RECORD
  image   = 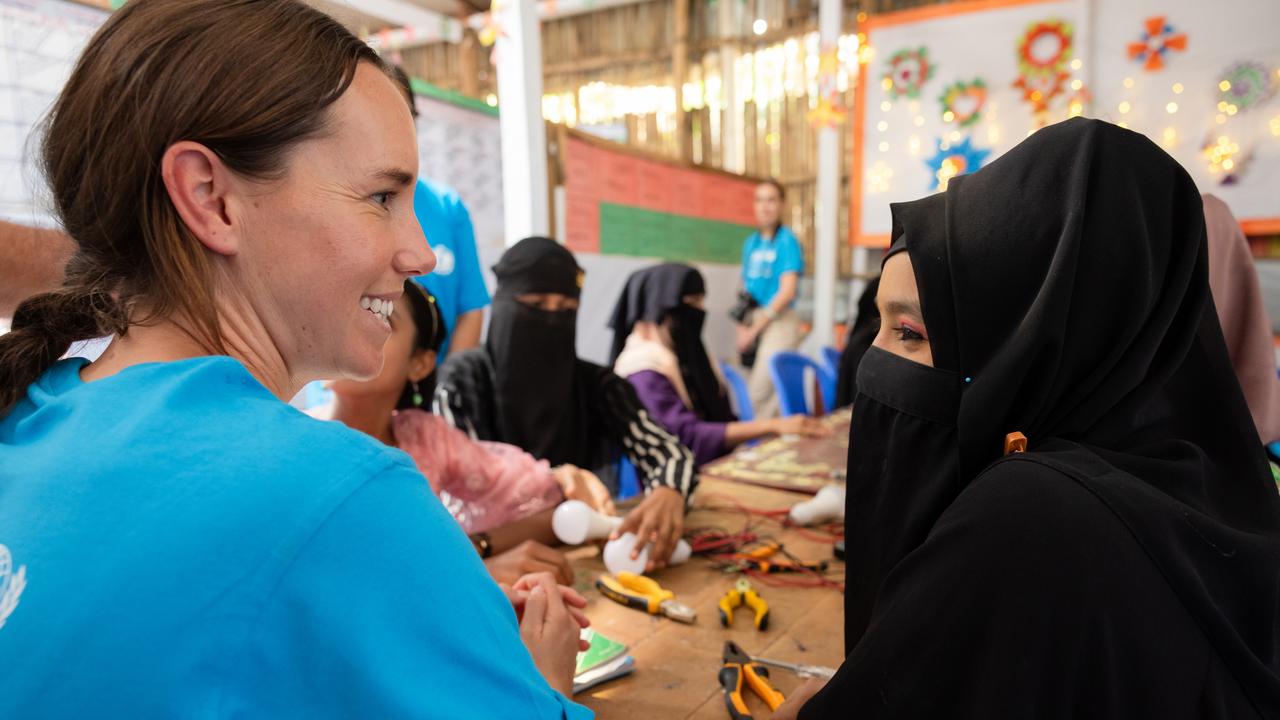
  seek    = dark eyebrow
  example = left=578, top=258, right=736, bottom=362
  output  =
left=370, top=168, right=415, bottom=187
left=882, top=299, right=923, bottom=319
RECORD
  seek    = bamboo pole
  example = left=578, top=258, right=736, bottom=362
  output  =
left=672, top=0, right=692, bottom=161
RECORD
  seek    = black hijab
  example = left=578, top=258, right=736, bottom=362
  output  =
left=608, top=263, right=735, bottom=423
left=486, top=236, right=591, bottom=467
left=823, top=118, right=1280, bottom=713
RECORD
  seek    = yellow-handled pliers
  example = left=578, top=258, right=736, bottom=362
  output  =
left=718, top=640, right=785, bottom=720
left=596, top=572, right=697, bottom=623
left=718, top=578, right=770, bottom=630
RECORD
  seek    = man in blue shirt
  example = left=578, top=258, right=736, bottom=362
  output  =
left=737, top=179, right=804, bottom=419
left=389, top=67, right=491, bottom=361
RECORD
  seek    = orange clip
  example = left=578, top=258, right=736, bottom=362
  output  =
left=1003, top=431, right=1027, bottom=455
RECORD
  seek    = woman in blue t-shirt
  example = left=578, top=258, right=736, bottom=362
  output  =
left=736, top=179, right=805, bottom=419
left=0, top=2, right=589, bottom=718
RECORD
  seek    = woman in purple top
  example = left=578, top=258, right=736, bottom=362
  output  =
left=608, top=264, right=828, bottom=467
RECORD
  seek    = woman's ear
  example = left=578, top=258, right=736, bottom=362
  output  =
left=407, top=349, right=437, bottom=383
left=161, top=140, right=242, bottom=257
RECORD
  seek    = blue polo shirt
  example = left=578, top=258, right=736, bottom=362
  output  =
left=741, top=226, right=804, bottom=308
left=0, top=356, right=589, bottom=719
left=412, top=179, right=491, bottom=359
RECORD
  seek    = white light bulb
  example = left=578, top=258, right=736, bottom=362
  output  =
left=603, top=533, right=692, bottom=575
left=551, top=500, right=622, bottom=545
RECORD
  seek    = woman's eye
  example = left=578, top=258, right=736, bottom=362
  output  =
left=895, top=325, right=924, bottom=342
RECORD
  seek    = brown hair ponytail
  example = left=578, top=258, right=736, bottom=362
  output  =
left=0, top=275, right=127, bottom=412
left=0, top=0, right=383, bottom=417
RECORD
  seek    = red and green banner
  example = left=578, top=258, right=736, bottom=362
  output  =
left=562, top=131, right=760, bottom=264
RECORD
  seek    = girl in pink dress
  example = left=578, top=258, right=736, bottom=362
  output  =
left=323, top=281, right=614, bottom=583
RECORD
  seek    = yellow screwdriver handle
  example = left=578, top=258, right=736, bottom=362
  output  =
left=597, top=574, right=658, bottom=614
left=617, top=571, right=674, bottom=607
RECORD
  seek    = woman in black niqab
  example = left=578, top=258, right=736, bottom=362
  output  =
left=608, top=263, right=735, bottom=423
left=790, top=118, right=1280, bottom=718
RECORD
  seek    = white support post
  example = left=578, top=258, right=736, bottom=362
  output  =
left=811, top=0, right=842, bottom=348
left=494, top=0, right=550, bottom=246
left=719, top=0, right=744, bottom=173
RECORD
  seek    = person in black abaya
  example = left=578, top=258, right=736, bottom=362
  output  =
left=434, top=237, right=697, bottom=569
left=776, top=118, right=1280, bottom=719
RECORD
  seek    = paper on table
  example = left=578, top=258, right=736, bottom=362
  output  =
left=572, top=654, right=635, bottom=695
left=575, top=629, right=627, bottom=675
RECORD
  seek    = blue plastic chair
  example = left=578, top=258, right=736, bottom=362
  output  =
left=616, top=456, right=641, bottom=500
left=820, top=346, right=841, bottom=381
left=770, top=351, right=835, bottom=416
left=719, top=362, right=755, bottom=422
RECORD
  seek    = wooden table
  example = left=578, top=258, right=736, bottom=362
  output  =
left=699, top=409, right=851, bottom=495
left=572, top=476, right=846, bottom=719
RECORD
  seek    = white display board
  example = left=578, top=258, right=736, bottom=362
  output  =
left=1091, top=0, right=1280, bottom=224
left=854, top=0, right=1280, bottom=244
left=0, top=0, right=105, bottom=226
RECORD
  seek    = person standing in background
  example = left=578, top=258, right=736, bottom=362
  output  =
left=736, top=179, right=804, bottom=418
left=389, top=67, right=490, bottom=360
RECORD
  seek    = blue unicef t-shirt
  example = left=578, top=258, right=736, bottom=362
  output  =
left=741, top=226, right=804, bottom=308
left=412, top=178, right=491, bottom=359
left=0, top=356, right=590, bottom=720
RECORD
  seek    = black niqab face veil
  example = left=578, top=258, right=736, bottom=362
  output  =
left=487, top=236, right=590, bottom=467
left=840, top=118, right=1280, bottom=710
left=608, top=263, right=735, bottom=423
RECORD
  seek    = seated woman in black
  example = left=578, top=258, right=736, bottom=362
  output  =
left=777, top=118, right=1280, bottom=718
left=436, top=237, right=697, bottom=569
left=609, top=262, right=828, bottom=467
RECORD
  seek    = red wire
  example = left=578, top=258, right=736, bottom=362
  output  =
left=684, top=492, right=844, bottom=591
left=746, top=569, right=845, bottom=592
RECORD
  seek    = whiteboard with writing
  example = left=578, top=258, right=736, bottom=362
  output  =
left=414, top=93, right=506, bottom=251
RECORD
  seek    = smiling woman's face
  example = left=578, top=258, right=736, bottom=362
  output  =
left=872, top=253, right=934, bottom=367
left=230, top=63, right=434, bottom=384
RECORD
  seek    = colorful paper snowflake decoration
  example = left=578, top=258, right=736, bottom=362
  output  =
left=925, top=137, right=991, bottom=191
left=1127, top=16, right=1187, bottom=72
left=939, top=79, right=987, bottom=127
left=1218, top=62, right=1276, bottom=113
left=1017, top=20, right=1073, bottom=78
left=882, top=47, right=935, bottom=100
left=1013, top=71, right=1068, bottom=115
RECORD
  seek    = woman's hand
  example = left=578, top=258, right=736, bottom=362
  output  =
left=502, top=573, right=591, bottom=647
left=552, top=464, right=616, bottom=516
left=770, top=676, right=828, bottom=720
left=484, top=540, right=574, bottom=586
left=771, top=415, right=833, bottom=438
left=610, top=486, right=685, bottom=572
left=512, top=572, right=589, bottom=697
